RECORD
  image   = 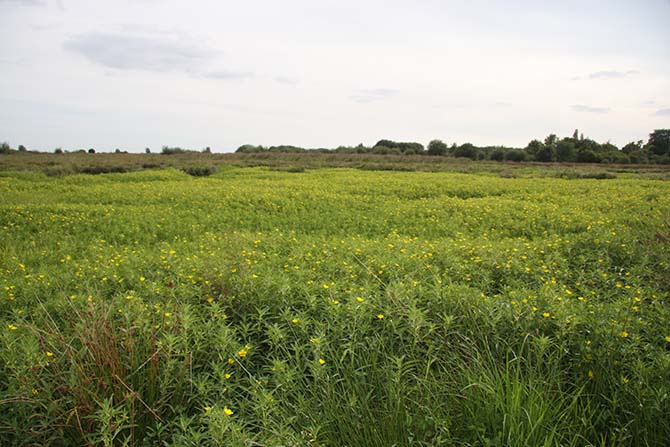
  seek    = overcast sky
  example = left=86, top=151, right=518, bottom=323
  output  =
left=1, top=0, right=669, bottom=152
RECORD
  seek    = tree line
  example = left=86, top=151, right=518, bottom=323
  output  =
left=236, top=129, right=670, bottom=164
left=2, top=129, right=669, bottom=164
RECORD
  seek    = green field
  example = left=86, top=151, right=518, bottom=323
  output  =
left=1, top=162, right=669, bottom=446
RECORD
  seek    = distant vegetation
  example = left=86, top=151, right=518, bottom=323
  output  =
left=234, top=129, right=670, bottom=164
left=2, top=129, right=668, bottom=164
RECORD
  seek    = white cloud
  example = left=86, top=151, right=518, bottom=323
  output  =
left=63, top=32, right=215, bottom=74
left=571, top=104, right=611, bottom=114
left=588, top=70, right=639, bottom=80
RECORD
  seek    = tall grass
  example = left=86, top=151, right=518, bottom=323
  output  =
left=0, top=166, right=668, bottom=445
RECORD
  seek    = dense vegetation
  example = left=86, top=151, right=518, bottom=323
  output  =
left=0, top=164, right=668, bottom=445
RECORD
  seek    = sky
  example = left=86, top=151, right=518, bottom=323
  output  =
left=1, top=0, right=669, bottom=152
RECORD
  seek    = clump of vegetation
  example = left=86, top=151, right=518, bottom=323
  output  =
left=181, top=165, right=217, bottom=176
left=79, top=165, right=132, bottom=175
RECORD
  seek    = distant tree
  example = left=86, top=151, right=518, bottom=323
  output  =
left=648, top=129, right=670, bottom=156
left=18, top=144, right=27, bottom=152
left=524, top=139, right=544, bottom=160
left=535, top=145, right=556, bottom=162
left=372, top=145, right=392, bottom=155
left=88, top=148, right=95, bottom=154
left=506, top=150, right=527, bottom=162
left=115, top=148, right=121, bottom=153
left=627, top=149, right=649, bottom=164
left=236, top=144, right=266, bottom=153
left=448, top=143, right=458, bottom=155
left=427, top=139, right=448, bottom=156
left=0, top=142, right=11, bottom=154
left=145, top=147, right=151, bottom=154
left=453, top=143, right=479, bottom=160
left=601, top=142, right=619, bottom=152
left=556, top=139, right=576, bottom=162
left=544, top=134, right=558, bottom=146
left=572, top=129, right=579, bottom=140
left=577, top=149, right=600, bottom=163
left=54, top=147, right=63, bottom=154
left=621, top=141, right=642, bottom=154
left=373, top=139, right=424, bottom=154
left=490, top=148, right=506, bottom=161
left=355, top=143, right=368, bottom=153
left=203, top=146, right=212, bottom=153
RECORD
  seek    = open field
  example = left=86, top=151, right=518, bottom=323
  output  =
left=1, top=162, right=669, bottom=445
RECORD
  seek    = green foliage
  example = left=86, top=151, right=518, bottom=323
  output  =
left=182, top=165, right=217, bottom=177
left=453, top=143, right=479, bottom=160
left=0, top=142, right=11, bottom=154
left=161, top=146, right=198, bottom=155
left=556, top=140, right=576, bottom=162
left=427, top=139, right=448, bottom=156
left=490, top=147, right=506, bottom=161
left=374, top=140, right=425, bottom=154
left=648, top=129, right=670, bottom=156
left=505, top=149, right=527, bottom=162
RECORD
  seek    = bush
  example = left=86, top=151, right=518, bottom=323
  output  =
left=79, top=165, right=131, bottom=175
left=506, top=150, right=527, bottom=162
left=490, top=148, right=506, bottom=161
left=427, top=140, right=448, bottom=156
left=182, top=166, right=217, bottom=177
left=577, top=150, right=601, bottom=163
left=453, top=143, right=479, bottom=160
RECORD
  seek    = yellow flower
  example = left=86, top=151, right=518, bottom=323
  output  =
left=228, top=357, right=235, bottom=365
left=665, top=336, right=670, bottom=343
left=7, top=324, right=17, bottom=331
left=620, top=331, right=629, bottom=338
left=292, top=318, right=300, bottom=324
left=223, top=407, right=234, bottom=416
left=237, top=348, right=248, bottom=358
left=376, top=314, right=384, bottom=320
left=319, top=358, right=326, bottom=365
left=225, top=373, right=232, bottom=379
left=204, top=405, right=213, bottom=413
left=207, top=297, right=214, bottom=304
left=588, top=370, right=594, bottom=379
left=542, top=312, right=551, bottom=318
left=45, top=351, right=53, bottom=357
left=356, top=297, right=364, bottom=303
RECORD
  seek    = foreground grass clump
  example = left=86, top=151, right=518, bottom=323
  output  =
left=0, top=167, right=669, bottom=446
